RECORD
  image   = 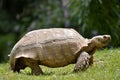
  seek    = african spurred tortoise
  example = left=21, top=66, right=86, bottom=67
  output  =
left=9, top=28, right=111, bottom=75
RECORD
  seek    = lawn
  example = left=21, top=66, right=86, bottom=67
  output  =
left=0, top=48, right=120, bottom=80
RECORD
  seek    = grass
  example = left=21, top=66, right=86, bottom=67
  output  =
left=0, top=48, right=120, bottom=80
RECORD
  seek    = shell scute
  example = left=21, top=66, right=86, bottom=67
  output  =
left=10, top=28, right=87, bottom=69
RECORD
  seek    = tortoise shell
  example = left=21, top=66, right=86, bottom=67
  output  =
left=9, top=28, right=88, bottom=70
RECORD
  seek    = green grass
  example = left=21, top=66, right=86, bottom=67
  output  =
left=0, top=48, right=120, bottom=80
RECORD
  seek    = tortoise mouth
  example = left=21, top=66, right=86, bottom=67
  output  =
left=101, top=39, right=111, bottom=47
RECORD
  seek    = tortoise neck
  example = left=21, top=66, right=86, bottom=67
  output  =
left=82, top=39, right=97, bottom=55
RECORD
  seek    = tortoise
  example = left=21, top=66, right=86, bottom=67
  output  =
left=9, top=28, right=111, bottom=75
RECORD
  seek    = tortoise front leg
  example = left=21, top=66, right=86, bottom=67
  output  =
left=89, top=55, right=94, bottom=66
left=74, top=52, right=90, bottom=72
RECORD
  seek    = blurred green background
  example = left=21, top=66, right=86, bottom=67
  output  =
left=0, top=0, right=120, bottom=62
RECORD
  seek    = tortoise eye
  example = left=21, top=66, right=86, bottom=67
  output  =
left=103, top=36, right=107, bottom=39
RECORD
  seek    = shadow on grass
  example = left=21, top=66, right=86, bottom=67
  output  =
left=19, top=69, right=75, bottom=76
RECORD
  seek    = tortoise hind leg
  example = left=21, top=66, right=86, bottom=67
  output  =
left=30, top=63, right=43, bottom=75
left=26, top=58, right=43, bottom=75
left=74, top=52, right=90, bottom=72
left=14, top=58, right=27, bottom=73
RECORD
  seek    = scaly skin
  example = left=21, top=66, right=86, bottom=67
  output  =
left=9, top=28, right=111, bottom=75
left=73, top=35, right=111, bottom=72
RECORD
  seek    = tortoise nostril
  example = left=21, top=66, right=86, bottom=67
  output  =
left=108, top=37, right=111, bottom=41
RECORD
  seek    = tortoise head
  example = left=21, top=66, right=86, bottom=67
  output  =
left=90, top=35, right=111, bottom=48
